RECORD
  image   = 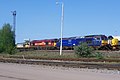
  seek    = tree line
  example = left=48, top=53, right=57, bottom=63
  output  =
left=0, top=23, right=15, bottom=54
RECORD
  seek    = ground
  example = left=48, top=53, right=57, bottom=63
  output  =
left=0, top=62, right=119, bottom=80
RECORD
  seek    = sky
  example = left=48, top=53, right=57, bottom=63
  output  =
left=0, top=0, right=120, bottom=43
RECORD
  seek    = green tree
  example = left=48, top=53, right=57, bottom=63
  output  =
left=0, top=23, right=15, bottom=54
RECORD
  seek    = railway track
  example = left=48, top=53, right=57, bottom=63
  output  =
left=19, top=49, right=120, bottom=53
left=0, top=58, right=120, bottom=71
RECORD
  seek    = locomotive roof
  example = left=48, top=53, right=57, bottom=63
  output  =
left=85, top=35, right=106, bottom=37
left=31, top=39, right=58, bottom=43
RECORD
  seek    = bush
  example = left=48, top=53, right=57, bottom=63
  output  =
left=94, top=52, right=104, bottom=59
left=74, top=43, right=94, bottom=58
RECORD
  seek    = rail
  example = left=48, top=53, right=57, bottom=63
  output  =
left=0, top=58, right=120, bottom=71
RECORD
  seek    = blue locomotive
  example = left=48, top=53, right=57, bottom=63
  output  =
left=56, top=35, right=109, bottom=50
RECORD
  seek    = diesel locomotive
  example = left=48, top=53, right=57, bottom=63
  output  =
left=16, top=35, right=119, bottom=51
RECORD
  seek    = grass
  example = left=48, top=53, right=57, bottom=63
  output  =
left=0, top=50, right=120, bottom=60
left=0, top=50, right=78, bottom=60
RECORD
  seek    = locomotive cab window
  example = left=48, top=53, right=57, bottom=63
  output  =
left=96, top=37, right=100, bottom=40
left=46, top=42, right=48, bottom=45
left=101, top=36, right=107, bottom=40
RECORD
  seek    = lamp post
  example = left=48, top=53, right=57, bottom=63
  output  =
left=56, top=2, right=64, bottom=55
left=11, top=10, right=16, bottom=44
